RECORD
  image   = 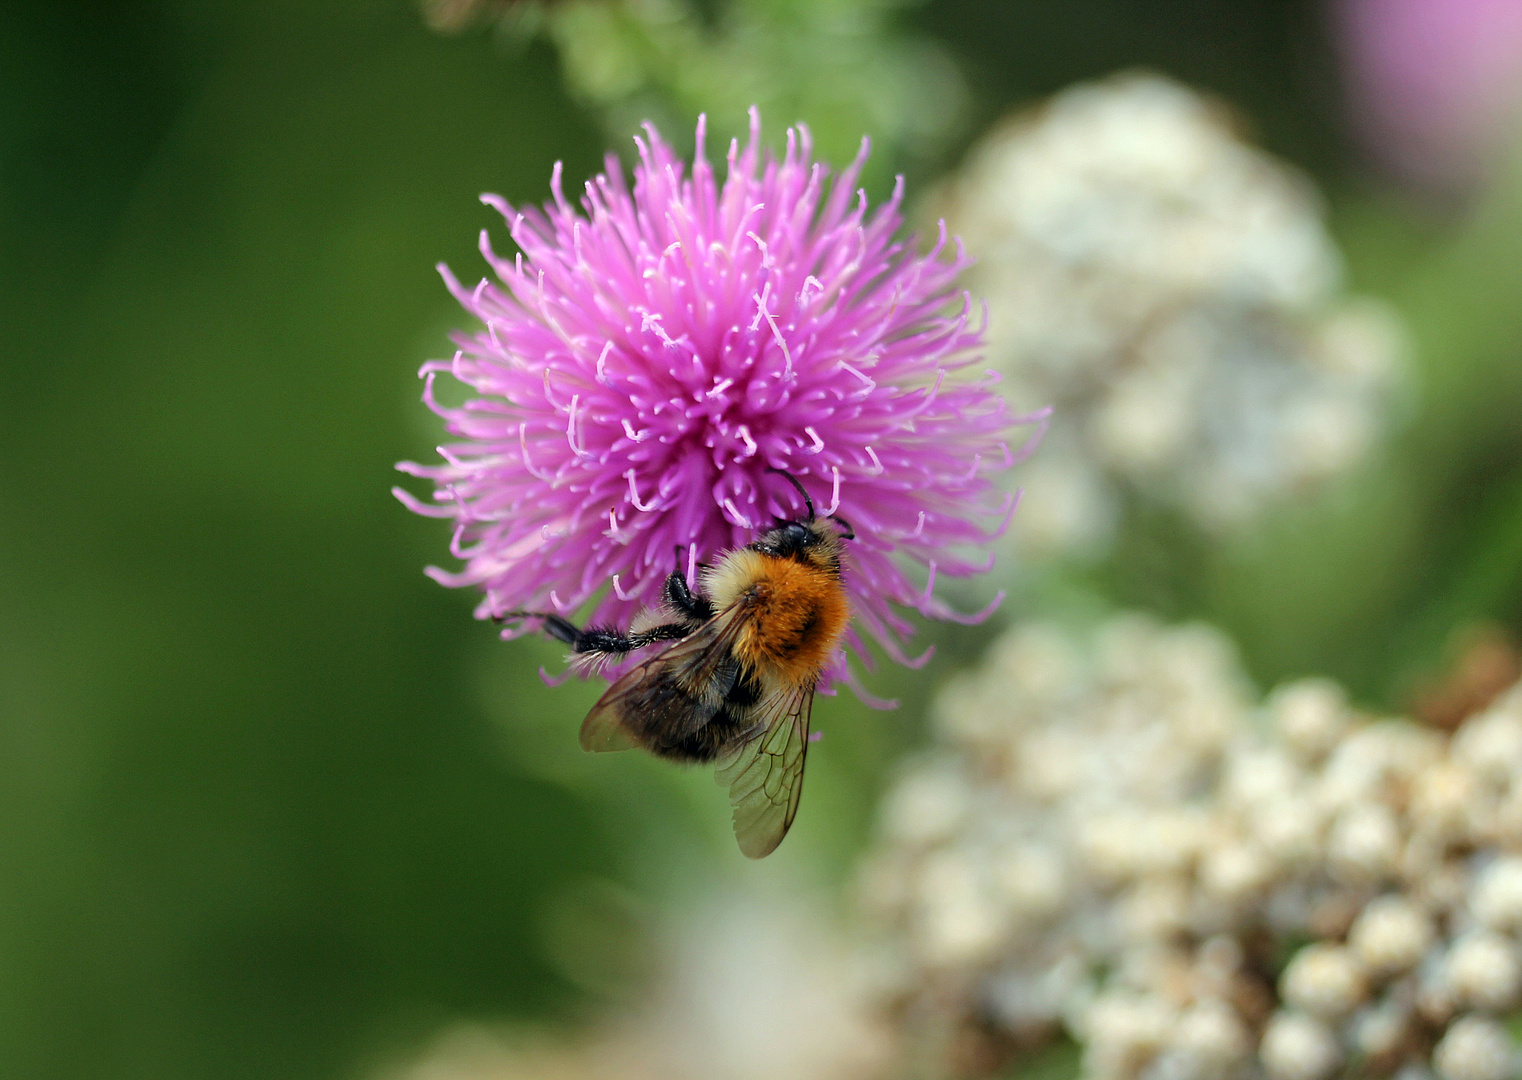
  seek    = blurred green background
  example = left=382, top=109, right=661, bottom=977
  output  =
left=4, top=1, right=1522, bottom=1078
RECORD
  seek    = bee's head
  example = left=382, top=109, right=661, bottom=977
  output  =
left=755, top=472, right=853, bottom=574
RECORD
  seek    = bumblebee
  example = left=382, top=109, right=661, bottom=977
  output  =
left=506, top=473, right=854, bottom=858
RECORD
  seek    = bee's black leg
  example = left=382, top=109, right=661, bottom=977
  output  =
left=536, top=614, right=584, bottom=647
left=495, top=610, right=591, bottom=647
left=663, top=568, right=714, bottom=622
left=498, top=610, right=690, bottom=658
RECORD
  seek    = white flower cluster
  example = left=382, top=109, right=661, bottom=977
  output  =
left=934, top=74, right=1404, bottom=554
left=858, top=614, right=1522, bottom=1080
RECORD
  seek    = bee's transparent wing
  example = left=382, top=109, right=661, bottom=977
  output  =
left=578, top=607, right=745, bottom=753
left=713, top=684, right=813, bottom=859
left=578, top=674, right=641, bottom=751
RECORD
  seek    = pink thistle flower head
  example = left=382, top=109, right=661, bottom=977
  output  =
left=396, top=110, right=1039, bottom=694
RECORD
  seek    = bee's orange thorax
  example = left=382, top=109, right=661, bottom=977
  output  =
left=705, top=550, right=850, bottom=681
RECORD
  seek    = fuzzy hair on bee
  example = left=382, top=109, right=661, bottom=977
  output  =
left=501, top=472, right=855, bottom=859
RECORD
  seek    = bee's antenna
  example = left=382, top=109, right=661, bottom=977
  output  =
left=767, top=468, right=815, bottom=521
left=832, top=516, right=855, bottom=541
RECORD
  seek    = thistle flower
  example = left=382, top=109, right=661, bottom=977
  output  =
left=859, top=615, right=1522, bottom=1080
left=396, top=111, right=1030, bottom=684
left=1336, top=0, right=1522, bottom=192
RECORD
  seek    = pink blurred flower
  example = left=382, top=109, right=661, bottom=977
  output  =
left=1337, top=0, right=1522, bottom=190
left=396, top=110, right=1036, bottom=689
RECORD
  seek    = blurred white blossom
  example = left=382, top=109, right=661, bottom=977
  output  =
left=858, top=614, right=1522, bottom=1080
left=378, top=886, right=891, bottom=1080
left=933, top=74, right=1406, bottom=556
